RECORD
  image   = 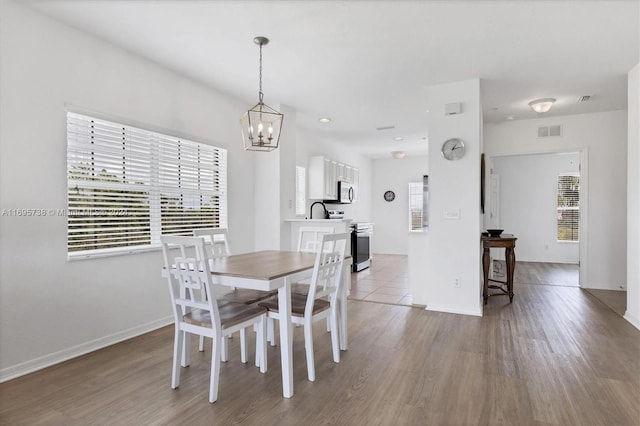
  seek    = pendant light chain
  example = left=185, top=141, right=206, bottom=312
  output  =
left=258, top=42, right=264, bottom=103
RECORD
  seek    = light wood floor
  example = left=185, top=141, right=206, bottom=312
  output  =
left=1, top=283, right=639, bottom=425
left=349, top=254, right=411, bottom=305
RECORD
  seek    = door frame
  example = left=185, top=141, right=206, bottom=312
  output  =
left=485, top=147, right=588, bottom=287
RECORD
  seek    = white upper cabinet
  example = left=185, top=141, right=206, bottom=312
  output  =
left=308, top=155, right=359, bottom=201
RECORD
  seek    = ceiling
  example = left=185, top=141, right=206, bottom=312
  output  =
left=23, top=0, right=639, bottom=158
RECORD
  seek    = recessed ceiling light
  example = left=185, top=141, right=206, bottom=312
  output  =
left=391, top=151, right=406, bottom=159
left=506, top=115, right=515, bottom=121
left=393, top=137, right=404, bottom=141
left=319, top=117, right=331, bottom=123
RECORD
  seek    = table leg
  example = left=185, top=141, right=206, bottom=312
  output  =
left=482, top=246, right=490, bottom=305
left=278, top=280, right=294, bottom=398
left=506, top=247, right=516, bottom=302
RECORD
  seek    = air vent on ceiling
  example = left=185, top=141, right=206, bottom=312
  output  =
left=537, top=125, right=562, bottom=138
left=376, top=125, right=395, bottom=131
left=577, top=95, right=592, bottom=103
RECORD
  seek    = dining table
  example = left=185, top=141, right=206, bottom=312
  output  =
left=165, top=249, right=350, bottom=398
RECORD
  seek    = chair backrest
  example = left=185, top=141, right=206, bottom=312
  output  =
left=161, top=235, right=221, bottom=333
left=297, top=226, right=335, bottom=253
left=306, top=233, right=349, bottom=315
left=193, top=228, right=230, bottom=258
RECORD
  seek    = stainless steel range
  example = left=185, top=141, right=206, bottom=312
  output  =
left=351, top=222, right=372, bottom=272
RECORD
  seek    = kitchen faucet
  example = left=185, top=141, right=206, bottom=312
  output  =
left=309, top=201, right=328, bottom=219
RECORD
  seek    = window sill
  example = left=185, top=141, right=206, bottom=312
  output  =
left=67, top=245, right=161, bottom=261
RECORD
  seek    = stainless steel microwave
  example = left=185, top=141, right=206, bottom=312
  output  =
left=338, top=181, right=354, bottom=203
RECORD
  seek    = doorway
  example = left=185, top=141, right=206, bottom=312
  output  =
left=487, top=151, right=583, bottom=287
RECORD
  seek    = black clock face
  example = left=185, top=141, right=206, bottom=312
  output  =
left=384, top=190, right=395, bottom=202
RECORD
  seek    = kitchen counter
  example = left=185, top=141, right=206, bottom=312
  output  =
left=285, top=218, right=353, bottom=223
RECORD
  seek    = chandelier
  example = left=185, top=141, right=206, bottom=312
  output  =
left=240, top=36, right=284, bottom=152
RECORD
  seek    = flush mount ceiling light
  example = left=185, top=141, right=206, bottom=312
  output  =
left=319, top=117, right=331, bottom=123
left=528, top=98, right=556, bottom=113
left=391, top=151, right=406, bottom=159
left=240, top=36, right=283, bottom=152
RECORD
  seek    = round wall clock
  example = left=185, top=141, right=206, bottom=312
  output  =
left=441, top=138, right=466, bottom=160
left=384, top=190, right=395, bottom=202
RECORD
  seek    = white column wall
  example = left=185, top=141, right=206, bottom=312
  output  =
left=0, top=1, right=255, bottom=380
left=626, top=63, right=640, bottom=329
left=411, top=79, right=482, bottom=316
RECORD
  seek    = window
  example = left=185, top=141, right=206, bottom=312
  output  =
left=295, top=166, right=306, bottom=216
left=67, top=112, right=227, bottom=258
left=408, top=176, right=429, bottom=232
left=557, top=173, right=579, bottom=242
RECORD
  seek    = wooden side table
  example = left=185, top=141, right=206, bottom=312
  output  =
left=481, top=234, right=517, bottom=304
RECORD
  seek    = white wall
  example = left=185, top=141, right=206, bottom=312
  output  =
left=484, top=111, right=627, bottom=290
left=492, top=152, right=580, bottom=264
left=371, top=156, right=428, bottom=255
left=0, top=1, right=257, bottom=380
left=410, top=79, right=482, bottom=316
left=626, top=63, right=640, bottom=329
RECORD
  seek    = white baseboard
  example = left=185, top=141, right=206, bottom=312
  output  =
left=581, top=284, right=626, bottom=291
left=624, top=311, right=640, bottom=330
left=0, top=316, right=173, bottom=383
left=425, top=304, right=482, bottom=317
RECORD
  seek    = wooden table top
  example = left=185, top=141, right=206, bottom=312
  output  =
left=481, top=233, right=517, bottom=241
left=208, top=250, right=318, bottom=281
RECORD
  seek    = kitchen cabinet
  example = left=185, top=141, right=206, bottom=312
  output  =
left=308, top=156, right=359, bottom=201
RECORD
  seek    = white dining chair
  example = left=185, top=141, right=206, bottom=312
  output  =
left=161, top=235, right=267, bottom=403
left=193, top=228, right=275, bottom=302
left=297, top=226, right=335, bottom=253
left=192, top=227, right=275, bottom=363
left=259, top=233, right=348, bottom=382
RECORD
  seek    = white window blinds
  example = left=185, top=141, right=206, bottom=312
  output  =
left=67, top=112, right=227, bottom=258
left=557, top=173, right=579, bottom=242
left=408, top=182, right=423, bottom=231
left=295, top=166, right=306, bottom=216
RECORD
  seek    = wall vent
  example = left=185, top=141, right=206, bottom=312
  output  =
left=376, top=125, right=395, bottom=131
left=537, top=125, right=562, bottom=138
left=577, top=95, right=592, bottom=103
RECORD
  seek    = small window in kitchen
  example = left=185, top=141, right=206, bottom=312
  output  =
left=295, top=166, right=306, bottom=216
left=557, top=173, right=579, bottom=242
left=408, top=175, right=429, bottom=232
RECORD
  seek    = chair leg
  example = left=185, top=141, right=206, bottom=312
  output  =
left=330, top=309, right=340, bottom=363
left=267, top=318, right=276, bottom=346
left=303, top=321, right=316, bottom=382
left=171, top=327, right=183, bottom=389
left=181, top=330, right=191, bottom=367
left=220, top=335, right=229, bottom=362
left=209, top=335, right=221, bottom=403
left=258, top=315, right=267, bottom=373
left=240, top=328, right=247, bottom=364
left=199, top=335, right=205, bottom=352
